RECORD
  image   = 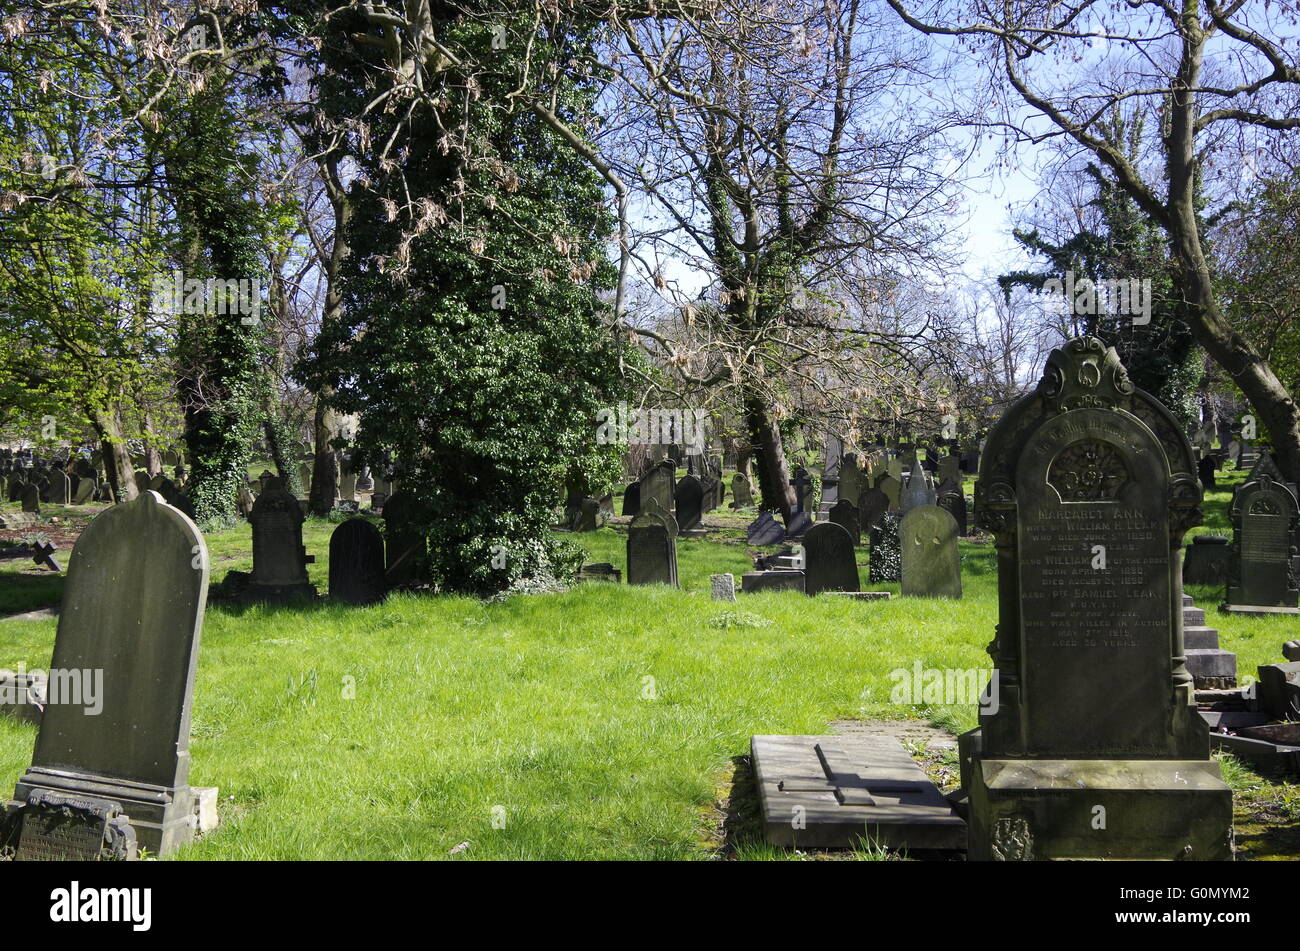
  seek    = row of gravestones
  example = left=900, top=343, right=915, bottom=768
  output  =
left=621, top=460, right=727, bottom=535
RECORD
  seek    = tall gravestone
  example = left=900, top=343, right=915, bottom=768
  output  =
left=627, top=513, right=678, bottom=587
left=8, top=491, right=208, bottom=855
left=247, top=479, right=317, bottom=601
left=962, top=337, right=1231, bottom=860
left=381, top=491, right=427, bottom=587
left=801, top=522, right=860, bottom=596
left=838, top=455, right=862, bottom=510
left=900, top=505, right=961, bottom=598
left=676, top=474, right=705, bottom=533
left=641, top=461, right=676, bottom=514
left=20, top=483, right=39, bottom=514
left=1225, top=454, right=1300, bottom=613
left=329, top=518, right=388, bottom=605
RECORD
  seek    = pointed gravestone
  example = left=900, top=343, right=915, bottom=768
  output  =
left=900, top=465, right=936, bottom=512
left=627, top=513, right=678, bottom=587
left=900, top=504, right=961, bottom=598
left=828, top=498, right=861, bottom=546
left=731, top=473, right=754, bottom=508
left=622, top=480, right=641, bottom=517
left=1225, top=453, right=1300, bottom=613
left=8, top=491, right=208, bottom=856
left=246, top=478, right=317, bottom=602
left=676, top=474, right=705, bottom=533
left=381, top=491, right=427, bottom=587
left=963, top=336, right=1230, bottom=860
left=747, top=510, right=786, bottom=546
left=801, top=522, right=860, bottom=596
left=329, top=517, right=387, bottom=605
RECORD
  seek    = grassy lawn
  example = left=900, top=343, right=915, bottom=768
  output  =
left=0, top=468, right=1295, bottom=860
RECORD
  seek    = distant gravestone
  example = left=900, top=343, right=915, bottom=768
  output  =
left=381, top=491, right=427, bottom=588
left=784, top=510, right=814, bottom=539
left=877, top=474, right=901, bottom=512
left=573, top=497, right=601, bottom=532
left=1183, top=535, right=1231, bottom=586
left=936, top=481, right=968, bottom=537
left=676, top=475, right=704, bottom=533
left=622, top=480, right=641, bottom=517
left=246, top=479, right=317, bottom=602
left=801, top=522, right=860, bottom=596
left=964, top=336, right=1230, bottom=860
left=72, top=478, right=95, bottom=505
left=790, top=466, right=815, bottom=515
left=338, top=468, right=357, bottom=503
left=8, top=491, right=208, bottom=856
left=746, top=510, right=786, bottom=546
left=298, top=462, right=313, bottom=495
left=867, top=513, right=901, bottom=583
left=731, top=473, right=754, bottom=508
left=20, top=483, right=39, bottom=514
left=641, top=462, right=676, bottom=513
left=900, top=466, right=935, bottom=512
left=627, top=513, right=678, bottom=587
left=837, top=455, right=862, bottom=509
left=900, top=505, right=961, bottom=598
left=329, top=518, right=387, bottom=605
left=7, top=475, right=22, bottom=502
left=859, top=486, right=889, bottom=534
left=48, top=470, right=70, bottom=504
left=1226, top=454, right=1300, bottom=611
left=1197, top=455, right=1217, bottom=491
left=828, top=498, right=861, bottom=546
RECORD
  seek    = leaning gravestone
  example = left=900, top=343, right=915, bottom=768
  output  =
left=622, top=480, right=641, bottom=517
left=1225, top=453, right=1300, bottom=614
left=827, top=498, right=861, bottom=546
left=627, top=513, right=678, bottom=587
left=900, top=504, right=961, bottom=598
left=962, top=337, right=1231, bottom=860
left=329, top=518, right=387, bottom=605
left=801, top=522, right=860, bottom=596
left=246, top=479, right=317, bottom=602
left=8, top=491, right=208, bottom=856
left=746, top=510, right=786, bottom=546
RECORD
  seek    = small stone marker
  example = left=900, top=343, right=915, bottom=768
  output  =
left=710, top=573, right=736, bottom=601
left=900, top=505, right=961, bottom=598
left=627, top=513, right=678, bottom=587
left=328, top=518, right=387, bottom=605
left=8, top=490, right=209, bottom=856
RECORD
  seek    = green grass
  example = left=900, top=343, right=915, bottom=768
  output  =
left=0, top=470, right=1295, bottom=859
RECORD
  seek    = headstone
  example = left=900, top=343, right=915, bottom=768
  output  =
left=1225, top=454, right=1300, bottom=611
left=328, top=518, right=387, bottom=605
left=741, top=570, right=805, bottom=593
left=827, top=498, right=861, bottom=546
left=936, top=481, right=968, bottom=537
left=675, top=475, right=704, bottom=533
left=838, top=454, right=862, bottom=510
left=900, top=464, right=936, bottom=512
left=245, top=479, right=318, bottom=601
left=900, top=505, right=961, bottom=598
left=20, top=483, right=40, bottom=514
left=746, top=511, right=786, bottom=546
left=381, top=491, right=427, bottom=587
left=730, top=473, right=754, bottom=508
left=801, top=522, right=860, bottom=596
left=858, top=486, right=889, bottom=534
left=298, top=462, right=313, bottom=495
left=8, top=491, right=208, bottom=855
left=710, top=573, right=736, bottom=601
left=1197, top=455, right=1217, bottom=491
left=867, top=513, right=901, bottom=583
left=783, top=510, right=814, bottom=539
left=640, top=496, right=679, bottom=537
left=877, top=474, right=901, bottom=512
left=626, top=513, right=678, bottom=587
left=573, top=497, right=601, bottom=532
left=641, top=461, right=676, bottom=513
left=821, top=436, right=844, bottom=506
left=962, top=337, right=1230, bottom=860
left=47, top=470, right=70, bottom=504
left=72, top=478, right=94, bottom=505
left=338, top=467, right=357, bottom=503
left=622, top=480, right=641, bottom=517
left=1183, top=535, right=1231, bottom=586
left=790, top=466, right=815, bottom=515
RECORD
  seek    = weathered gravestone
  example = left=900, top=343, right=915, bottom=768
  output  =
left=8, top=491, right=209, bottom=856
left=900, top=505, right=962, bottom=599
left=900, top=464, right=936, bottom=512
left=20, top=483, right=39, bottom=514
left=381, top=491, right=428, bottom=587
left=1224, top=454, right=1300, bottom=614
left=790, top=466, right=816, bottom=516
left=626, top=513, right=678, bottom=587
left=328, top=517, right=387, bottom=605
left=858, top=486, right=889, bottom=534
left=936, top=481, right=968, bottom=537
left=710, top=573, right=736, bottom=601
left=72, top=478, right=94, bottom=505
left=1183, top=534, right=1231, bottom=586
left=962, top=337, right=1231, bottom=860
left=243, top=479, right=317, bottom=602
left=877, top=474, right=901, bottom=512
left=572, top=497, right=601, bottom=532
left=641, top=461, right=676, bottom=514
left=801, top=522, right=860, bottom=596
left=827, top=498, right=861, bottom=546
left=7, top=474, right=22, bottom=502
left=746, top=510, right=786, bottom=546
left=675, top=474, right=705, bottom=534
left=838, top=454, right=862, bottom=510
left=730, top=473, right=754, bottom=508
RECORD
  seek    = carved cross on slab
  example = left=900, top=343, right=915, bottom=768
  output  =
left=789, top=467, right=812, bottom=514
left=777, top=743, right=923, bottom=806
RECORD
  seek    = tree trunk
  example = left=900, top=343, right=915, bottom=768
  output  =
left=743, top=388, right=794, bottom=520
left=89, top=406, right=137, bottom=502
left=307, top=396, right=338, bottom=516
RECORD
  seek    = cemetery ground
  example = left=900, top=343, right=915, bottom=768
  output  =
left=0, top=474, right=1297, bottom=860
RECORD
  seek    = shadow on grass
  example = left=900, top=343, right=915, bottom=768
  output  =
left=0, top=571, right=64, bottom=617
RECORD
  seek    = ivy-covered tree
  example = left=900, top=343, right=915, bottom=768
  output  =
left=295, top=7, right=626, bottom=594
